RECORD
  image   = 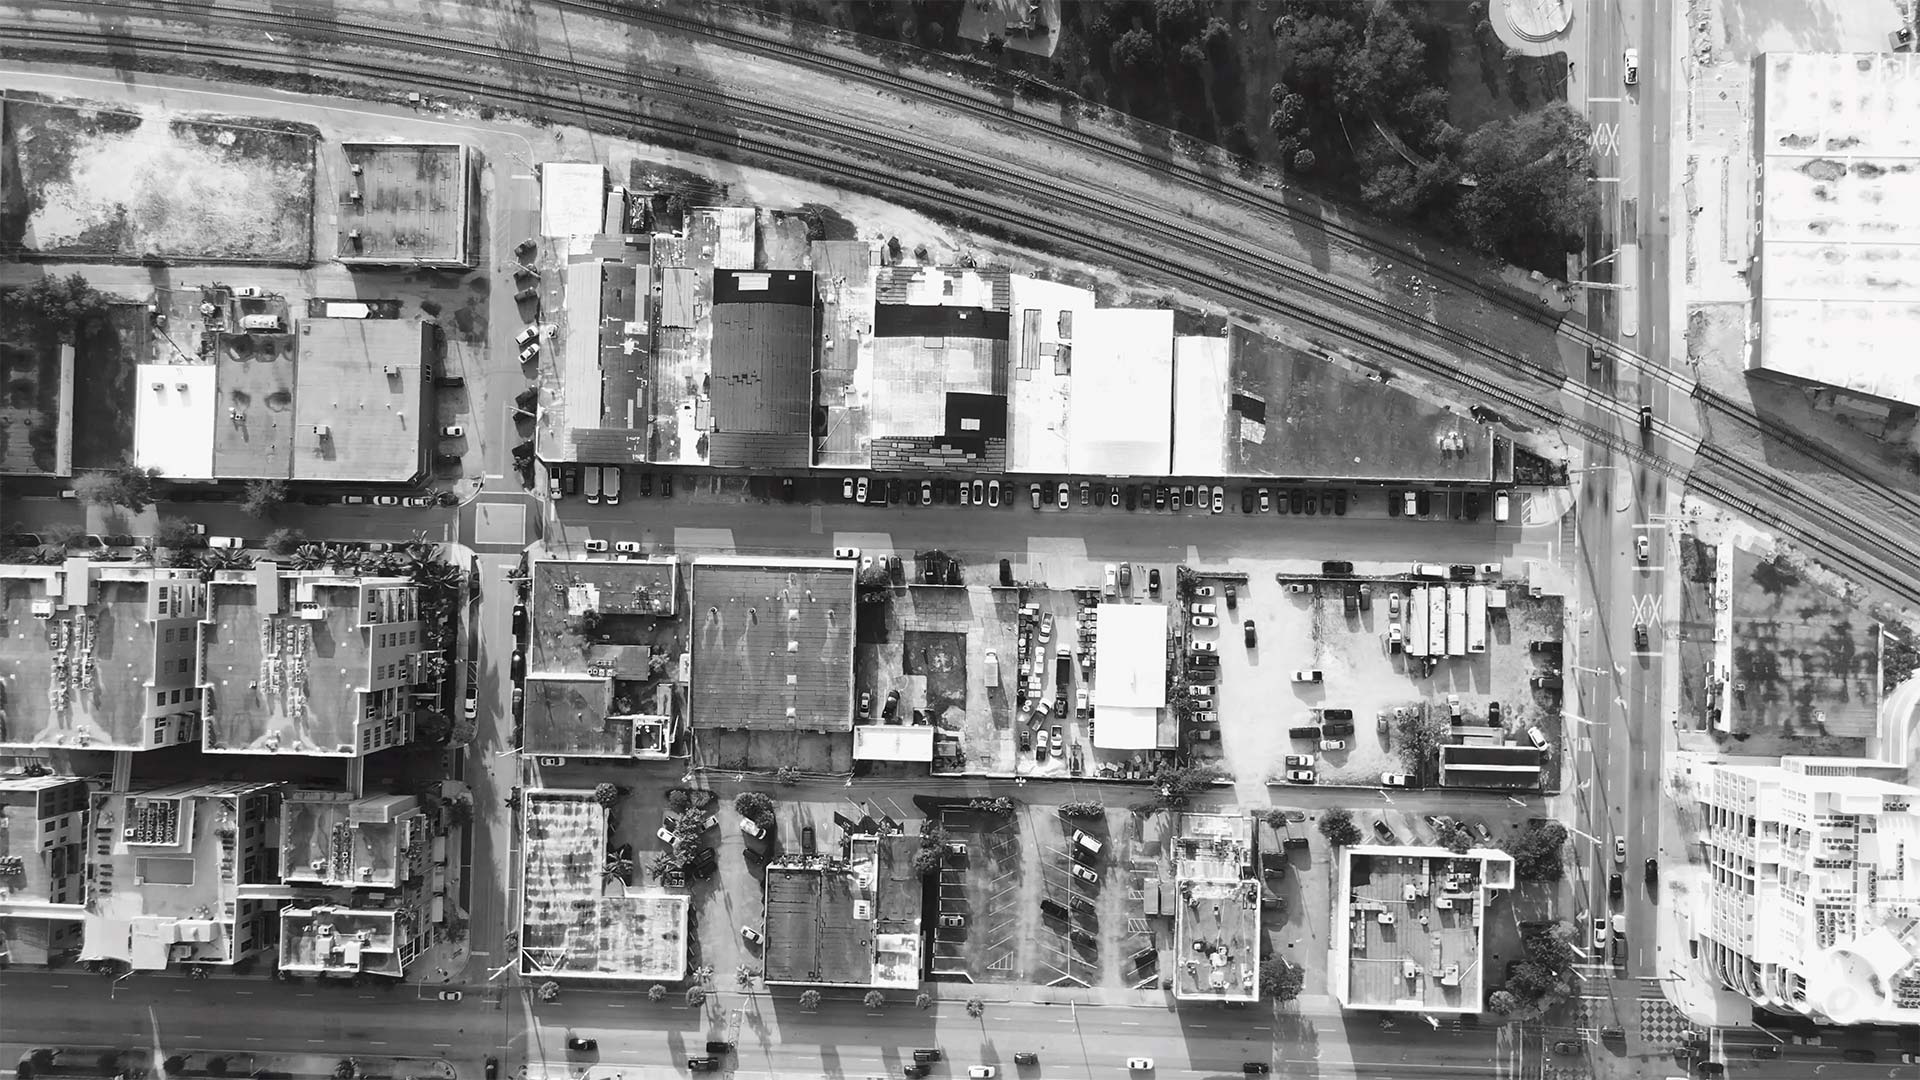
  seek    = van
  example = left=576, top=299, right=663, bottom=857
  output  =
left=239, top=313, right=284, bottom=332
left=584, top=466, right=602, bottom=505
left=1411, top=562, right=1447, bottom=580
left=602, top=467, right=621, bottom=505
left=1104, top=563, right=1117, bottom=596
left=1493, top=489, right=1510, bottom=522
left=1071, top=830, right=1103, bottom=856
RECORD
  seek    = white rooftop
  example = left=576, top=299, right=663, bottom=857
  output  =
left=1068, top=309, right=1173, bottom=474
left=1755, top=52, right=1920, bottom=406
left=133, top=363, right=216, bottom=479
left=539, top=162, right=607, bottom=240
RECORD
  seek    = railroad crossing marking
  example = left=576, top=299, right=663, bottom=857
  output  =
left=1591, top=121, right=1621, bottom=156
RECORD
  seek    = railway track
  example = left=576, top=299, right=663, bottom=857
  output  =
left=4, top=5, right=1918, bottom=604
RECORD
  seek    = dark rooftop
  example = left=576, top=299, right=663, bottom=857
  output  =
left=212, top=334, right=297, bottom=478
left=336, top=143, right=471, bottom=267
left=709, top=271, right=814, bottom=438
left=689, top=560, right=853, bottom=733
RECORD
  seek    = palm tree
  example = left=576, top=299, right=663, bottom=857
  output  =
left=199, top=549, right=252, bottom=572
left=798, top=989, right=822, bottom=1011
left=603, top=851, right=635, bottom=884
left=130, top=544, right=154, bottom=565
left=290, top=544, right=327, bottom=571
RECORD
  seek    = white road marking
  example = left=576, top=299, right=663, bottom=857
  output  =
left=607, top=1003, right=626, bottom=1008
left=1589, top=96, right=1622, bottom=103
left=234, top=990, right=253, bottom=996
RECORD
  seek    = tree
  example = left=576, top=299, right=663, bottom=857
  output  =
left=72, top=458, right=159, bottom=512
left=1153, top=0, right=1204, bottom=38
left=1272, top=91, right=1306, bottom=130
left=862, top=990, right=886, bottom=1010
left=1275, top=12, right=1359, bottom=95
left=1290, top=149, right=1317, bottom=172
left=592, top=782, right=624, bottom=809
left=1486, top=989, right=1519, bottom=1015
left=648, top=983, right=667, bottom=1002
left=12, top=273, right=111, bottom=338
left=1456, top=104, right=1598, bottom=266
left=1156, top=762, right=1223, bottom=804
left=97, top=1055, right=121, bottom=1078
left=205, top=1061, right=228, bottom=1078
left=799, top=989, right=822, bottom=1011
left=1260, top=960, right=1305, bottom=1001
left=965, top=997, right=984, bottom=1018
left=1503, top=821, right=1568, bottom=881
left=776, top=764, right=800, bottom=786
left=263, top=527, right=305, bottom=556
left=537, top=979, right=560, bottom=1002
left=1109, top=29, right=1160, bottom=75
left=967, top=796, right=1016, bottom=818
left=734, top=791, right=775, bottom=822
left=240, top=478, right=288, bottom=520
left=686, top=986, right=708, bottom=1008
left=332, top=1061, right=356, bottom=1080
left=1318, top=809, right=1362, bottom=847
left=1435, top=820, right=1474, bottom=854
left=1334, top=6, right=1428, bottom=112
left=915, top=992, right=933, bottom=1010
left=1259, top=808, right=1291, bottom=828
left=41, top=521, right=84, bottom=549
left=667, top=789, right=694, bottom=814
left=914, top=822, right=950, bottom=876
left=857, top=560, right=893, bottom=604
left=413, top=710, right=453, bottom=746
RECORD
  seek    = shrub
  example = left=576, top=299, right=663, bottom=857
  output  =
left=1259, top=960, right=1304, bottom=1001
left=685, top=986, right=707, bottom=1008
left=1058, top=800, right=1105, bottom=820
left=915, top=992, right=933, bottom=1009
left=799, top=989, right=822, bottom=1010
left=667, top=789, right=693, bottom=814
left=537, top=980, right=559, bottom=1002
left=863, top=990, right=886, bottom=1010
left=965, top=997, right=984, bottom=1018
left=776, top=764, right=800, bottom=786
left=648, top=984, right=666, bottom=1002
left=592, top=782, right=623, bottom=808
left=241, top=478, right=288, bottom=520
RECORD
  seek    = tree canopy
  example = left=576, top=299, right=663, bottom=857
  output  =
left=1503, top=820, right=1568, bottom=881
left=72, top=459, right=159, bottom=512
left=1456, top=104, right=1597, bottom=263
left=10, top=274, right=112, bottom=338
left=1317, top=808, right=1362, bottom=847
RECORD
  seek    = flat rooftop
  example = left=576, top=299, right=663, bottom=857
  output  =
left=1226, top=326, right=1494, bottom=481
left=1756, top=53, right=1920, bottom=407
left=212, top=335, right=298, bottom=478
left=522, top=677, right=629, bottom=756
left=279, top=791, right=419, bottom=888
left=520, top=790, right=687, bottom=980
left=763, top=833, right=921, bottom=988
left=280, top=907, right=403, bottom=977
left=1174, top=878, right=1260, bottom=1000
left=689, top=559, right=854, bottom=733
left=290, top=319, right=426, bottom=482
left=200, top=579, right=362, bottom=755
left=0, top=575, right=152, bottom=751
left=526, top=558, right=679, bottom=677
left=707, top=269, right=814, bottom=468
left=1336, top=847, right=1496, bottom=1013
left=336, top=143, right=471, bottom=267
left=1727, top=542, right=1880, bottom=739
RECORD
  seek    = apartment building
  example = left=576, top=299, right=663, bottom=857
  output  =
left=0, top=564, right=207, bottom=751
left=1693, top=757, right=1920, bottom=1025
left=0, top=774, right=91, bottom=964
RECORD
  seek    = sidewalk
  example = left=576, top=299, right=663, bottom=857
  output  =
left=1649, top=752, right=1750, bottom=1028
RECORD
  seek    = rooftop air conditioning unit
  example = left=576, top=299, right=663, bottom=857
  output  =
left=151, top=382, right=165, bottom=391
left=176, top=383, right=188, bottom=393
left=313, top=425, right=331, bottom=438
left=349, top=163, right=362, bottom=175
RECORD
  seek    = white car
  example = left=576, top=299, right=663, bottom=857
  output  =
left=1191, top=710, right=1216, bottom=724
left=969, top=1068, right=995, bottom=1079
left=613, top=541, right=641, bottom=553
left=1285, top=769, right=1315, bottom=783
left=1193, top=586, right=1216, bottom=597
left=833, top=546, right=860, bottom=560
left=1127, top=1059, right=1154, bottom=1071
left=1210, top=486, right=1224, bottom=514
left=921, top=480, right=933, bottom=503
left=1381, top=773, right=1410, bottom=787
left=1636, top=535, right=1650, bottom=562
left=856, top=476, right=869, bottom=502
left=516, top=326, right=540, bottom=347
left=960, top=483, right=971, bottom=506
left=1056, top=482, right=1070, bottom=509
left=518, top=342, right=540, bottom=363
left=583, top=539, right=609, bottom=553
left=1190, top=602, right=1217, bottom=616
left=1291, top=669, right=1323, bottom=683
left=1593, top=917, right=1610, bottom=947
left=988, top=480, right=1001, bottom=507
left=1069, top=863, right=1098, bottom=883
left=1319, top=738, right=1347, bottom=751
left=1191, top=615, right=1218, bottom=628
left=1623, top=47, right=1639, bottom=85
left=843, top=477, right=855, bottom=500
left=1189, top=639, right=1217, bottom=653
left=1283, top=754, right=1314, bottom=768
left=441, top=425, right=464, bottom=438
left=1188, top=685, right=1215, bottom=701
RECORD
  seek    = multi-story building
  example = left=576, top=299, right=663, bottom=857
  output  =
left=275, top=791, right=436, bottom=979
left=0, top=564, right=207, bottom=751
left=80, top=781, right=282, bottom=971
left=1692, top=756, right=1920, bottom=1025
left=0, top=774, right=91, bottom=964
left=201, top=572, right=431, bottom=757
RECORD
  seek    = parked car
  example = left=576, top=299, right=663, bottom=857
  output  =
left=1372, top=819, right=1398, bottom=843
left=1210, top=487, right=1224, bottom=514
left=1243, top=620, right=1257, bottom=647
left=1291, top=670, right=1323, bottom=683
left=1285, top=769, right=1316, bottom=783
left=1127, top=1060, right=1154, bottom=1071
left=1645, top=858, right=1659, bottom=887
left=1381, top=773, right=1410, bottom=787
left=1318, top=739, right=1347, bottom=751
left=1283, top=754, right=1314, bottom=768
left=1191, top=614, right=1218, bottom=628
left=1056, top=482, right=1070, bottom=509
left=1013, top=1054, right=1039, bottom=1067
left=1069, top=862, right=1098, bottom=884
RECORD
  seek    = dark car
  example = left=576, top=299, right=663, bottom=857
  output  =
left=1242, top=1065, right=1270, bottom=1075
left=781, top=477, right=795, bottom=502
left=1551, top=1042, right=1581, bottom=1055
left=1645, top=857, right=1659, bottom=887
left=1148, top=568, right=1161, bottom=595
left=999, top=558, right=1013, bottom=586
left=686, top=1058, right=720, bottom=1073
left=1372, top=819, right=1398, bottom=843
left=1013, top=1054, right=1039, bottom=1067
left=1640, top=405, right=1655, bottom=432
left=1244, top=620, right=1257, bottom=647
left=661, top=474, right=672, bottom=497
left=1748, top=1047, right=1779, bottom=1059
left=705, top=1042, right=735, bottom=1054
left=802, top=825, right=817, bottom=854
left=1053, top=695, right=1067, bottom=717
left=1841, top=1049, right=1875, bottom=1063
left=1320, top=491, right=1334, bottom=515
left=484, top=1060, right=498, bottom=1080
left=1463, top=492, right=1480, bottom=519
left=1387, top=490, right=1402, bottom=516
left=1609, top=872, right=1623, bottom=898
left=1288, top=490, right=1304, bottom=514
left=1634, top=622, right=1649, bottom=648
left=639, top=473, right=653, bottom=496
left=1415, top=490, right=1431, bottom=516
left=888, top=478, right=903, bottom=504
left=1303, top=491, right=1317, bottom=515
left=566, top=1036, right=597, bottom=1052
left=1241, top=488, right=1255, bottom=513
left=1322, top=560, right=1354, bottom=576
left=912, top=1050, right=943, bottom=1064
left=948, top=479, right=963, bottom=503
left=905, top=1067, right=931, bottom=1079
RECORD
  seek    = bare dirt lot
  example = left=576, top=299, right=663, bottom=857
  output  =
left=2, top=94, right=316, bottom=263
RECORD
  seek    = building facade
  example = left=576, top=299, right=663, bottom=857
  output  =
left=1692, top=757, right=1920, bottom=1025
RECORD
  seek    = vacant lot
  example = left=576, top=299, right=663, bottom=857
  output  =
left=1, top=95, right=316, bottom=262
